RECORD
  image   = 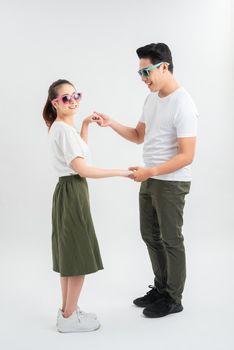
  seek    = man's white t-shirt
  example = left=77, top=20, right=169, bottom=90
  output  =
left=48, top=121, right=91, bottom=177
left=140, top=87, right=198, bottom=181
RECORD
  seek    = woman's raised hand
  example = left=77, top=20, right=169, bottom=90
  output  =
left=83, top=114, right=103, bottom=125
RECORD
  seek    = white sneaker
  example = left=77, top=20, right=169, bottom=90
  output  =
left=77, top=307, right=97, bottom=319
left=57, top=307, right=97, bottom=321
left=57, top=309, right=100, bottom=333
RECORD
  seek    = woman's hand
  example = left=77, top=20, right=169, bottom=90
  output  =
left=122, top=170, right=134, bottom=177
left=83, top=114, right=103, bottom=125
left=128, top=166, right=153, bottom=182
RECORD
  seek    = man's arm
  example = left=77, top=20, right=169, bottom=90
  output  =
left=151, top=136, right=196, bottom=176
left=93, top=112, right=145, bottom=144
left=110, top=120, right=145, bottom=144
left=129, top=137, right=196, bottom=182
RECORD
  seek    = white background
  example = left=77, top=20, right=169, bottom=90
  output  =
left=0, top=0, right=233, bottom=349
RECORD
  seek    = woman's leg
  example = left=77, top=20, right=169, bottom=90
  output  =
left=60, top=276, right=68, bottom=312
left=63, top=275, right=85, bottom=318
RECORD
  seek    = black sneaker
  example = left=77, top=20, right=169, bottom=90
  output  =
left=143, top=295, right=183, bottom=318
left=133, top=285, right=165, bottom=308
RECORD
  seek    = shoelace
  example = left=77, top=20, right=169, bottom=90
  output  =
left=78, top=310, right=87, bottom=317
left=75, top=309, right=84, bottom=323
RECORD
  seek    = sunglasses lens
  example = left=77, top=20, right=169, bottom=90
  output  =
left=60, top=93, right=82, bottom=103
left=138, top=69, right=148, bottom=77
left=62, top=95, right=70, bottom=103
left=74, top=93, right=81, bottom=100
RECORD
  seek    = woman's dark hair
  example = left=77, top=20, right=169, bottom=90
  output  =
left=42, top=79, right=74, bottom=128
left=136, top=43, right=173, bottom=73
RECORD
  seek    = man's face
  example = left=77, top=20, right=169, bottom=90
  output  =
left=139, top=58, right=168, bottom=92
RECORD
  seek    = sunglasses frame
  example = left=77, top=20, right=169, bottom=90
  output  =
left=52, top=92, right=82, bottom=104
left=138, top=62, right=170, bottom=77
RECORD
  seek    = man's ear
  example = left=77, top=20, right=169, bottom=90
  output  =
left=162, top=63, right=169, bottom=73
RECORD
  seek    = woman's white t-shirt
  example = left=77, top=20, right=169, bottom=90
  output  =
left=48, top=121, right=91, bottom=177
left=140, top=87, right=198, bottom=181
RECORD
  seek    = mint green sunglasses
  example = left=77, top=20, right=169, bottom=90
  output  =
left=138, top=62, right=170, bottom=77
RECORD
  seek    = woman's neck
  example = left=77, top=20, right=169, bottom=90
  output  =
left=56, top=115, right=75, bottom=127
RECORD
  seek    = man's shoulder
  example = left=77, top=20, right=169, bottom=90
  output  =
left=176, top=87, right=195, bottom=104
left=175, top=88, right=198, bottom=114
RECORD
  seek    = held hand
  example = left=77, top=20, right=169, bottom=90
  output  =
left=128, top=166, right=153, bottom=182
left=93, top=111, right=112, bottom=127
left=83, top=114, right=103, bottom=125
left=123, top=170, right=134, bottom=177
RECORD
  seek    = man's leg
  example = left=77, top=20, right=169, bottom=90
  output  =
left=151, top=180, right=191, bottom=304
left=139, top=180, right=167, bottom=292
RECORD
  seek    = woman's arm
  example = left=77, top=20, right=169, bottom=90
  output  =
left=70, top=157, right=132, bottom=179
left=80, top=115, right=102, bottom=143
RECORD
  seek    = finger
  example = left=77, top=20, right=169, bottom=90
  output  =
left=128, top=166, right=139, bottom=171
left=93, top=111, right=102, bottom=117
left=91, top=113, right=99, bottom=119
left=91, top=116, right=103, bottom=124
left=98, top=117, right=104, bottom=125
left=91, top=113, right=101, bottom=119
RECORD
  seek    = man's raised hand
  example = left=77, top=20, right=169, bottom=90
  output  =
left=93, top=112, right=112, bottom=127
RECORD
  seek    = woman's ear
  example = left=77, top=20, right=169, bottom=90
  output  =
left=51, top=101, right=57, bottom=110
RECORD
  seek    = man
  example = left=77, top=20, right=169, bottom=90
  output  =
left=94, top=43, right=198, bottom=318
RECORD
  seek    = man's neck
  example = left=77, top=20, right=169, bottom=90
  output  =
left=158, top=77, right=180, bottom=98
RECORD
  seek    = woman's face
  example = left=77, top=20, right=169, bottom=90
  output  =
left=52, top=84, right=80, bottom=116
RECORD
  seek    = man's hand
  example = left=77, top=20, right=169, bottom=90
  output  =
left=93, top=112, right=112, bottom=127
left=128, top=166, right=154, bottom=182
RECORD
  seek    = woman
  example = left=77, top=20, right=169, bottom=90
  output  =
left=43, top=79, right=131, bottom=333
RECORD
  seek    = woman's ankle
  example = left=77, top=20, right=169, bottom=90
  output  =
left=63, top=309, right=76, bottom=318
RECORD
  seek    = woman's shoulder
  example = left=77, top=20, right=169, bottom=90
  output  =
left=51, top=120, right=75, bottom=130
left=49, top=121, right=78, bottom=136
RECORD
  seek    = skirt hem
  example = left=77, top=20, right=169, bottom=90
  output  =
left=53, top=267, right=104, bottom=277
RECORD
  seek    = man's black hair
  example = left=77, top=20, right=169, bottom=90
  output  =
left=136, top=43, right=173, bottom=73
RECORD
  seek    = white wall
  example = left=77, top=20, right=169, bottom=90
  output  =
left=0, top=0, right=233, bottom=348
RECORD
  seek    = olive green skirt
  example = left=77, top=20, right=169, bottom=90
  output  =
left=51, top=174, right=104, bottom=276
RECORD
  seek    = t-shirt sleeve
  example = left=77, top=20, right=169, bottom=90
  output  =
left=174, top=97, right=198, bottom=138
left=56, top=127, right=85, bottom=166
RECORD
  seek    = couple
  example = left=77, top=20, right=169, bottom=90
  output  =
left=43, top=42, right=198, bottom=333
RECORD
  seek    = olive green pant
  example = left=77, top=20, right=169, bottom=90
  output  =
left=139, top=178, right=191, bottom=304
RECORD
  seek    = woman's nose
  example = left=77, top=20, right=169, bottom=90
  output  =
left=69, top=97, right=76, bottom=103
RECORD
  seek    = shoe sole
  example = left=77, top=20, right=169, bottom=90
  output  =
left=57, top=324, right=101, bottom=333
left=133, top=302, right=155, bottom=308
left=143, top=306, right=183, bottom=318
